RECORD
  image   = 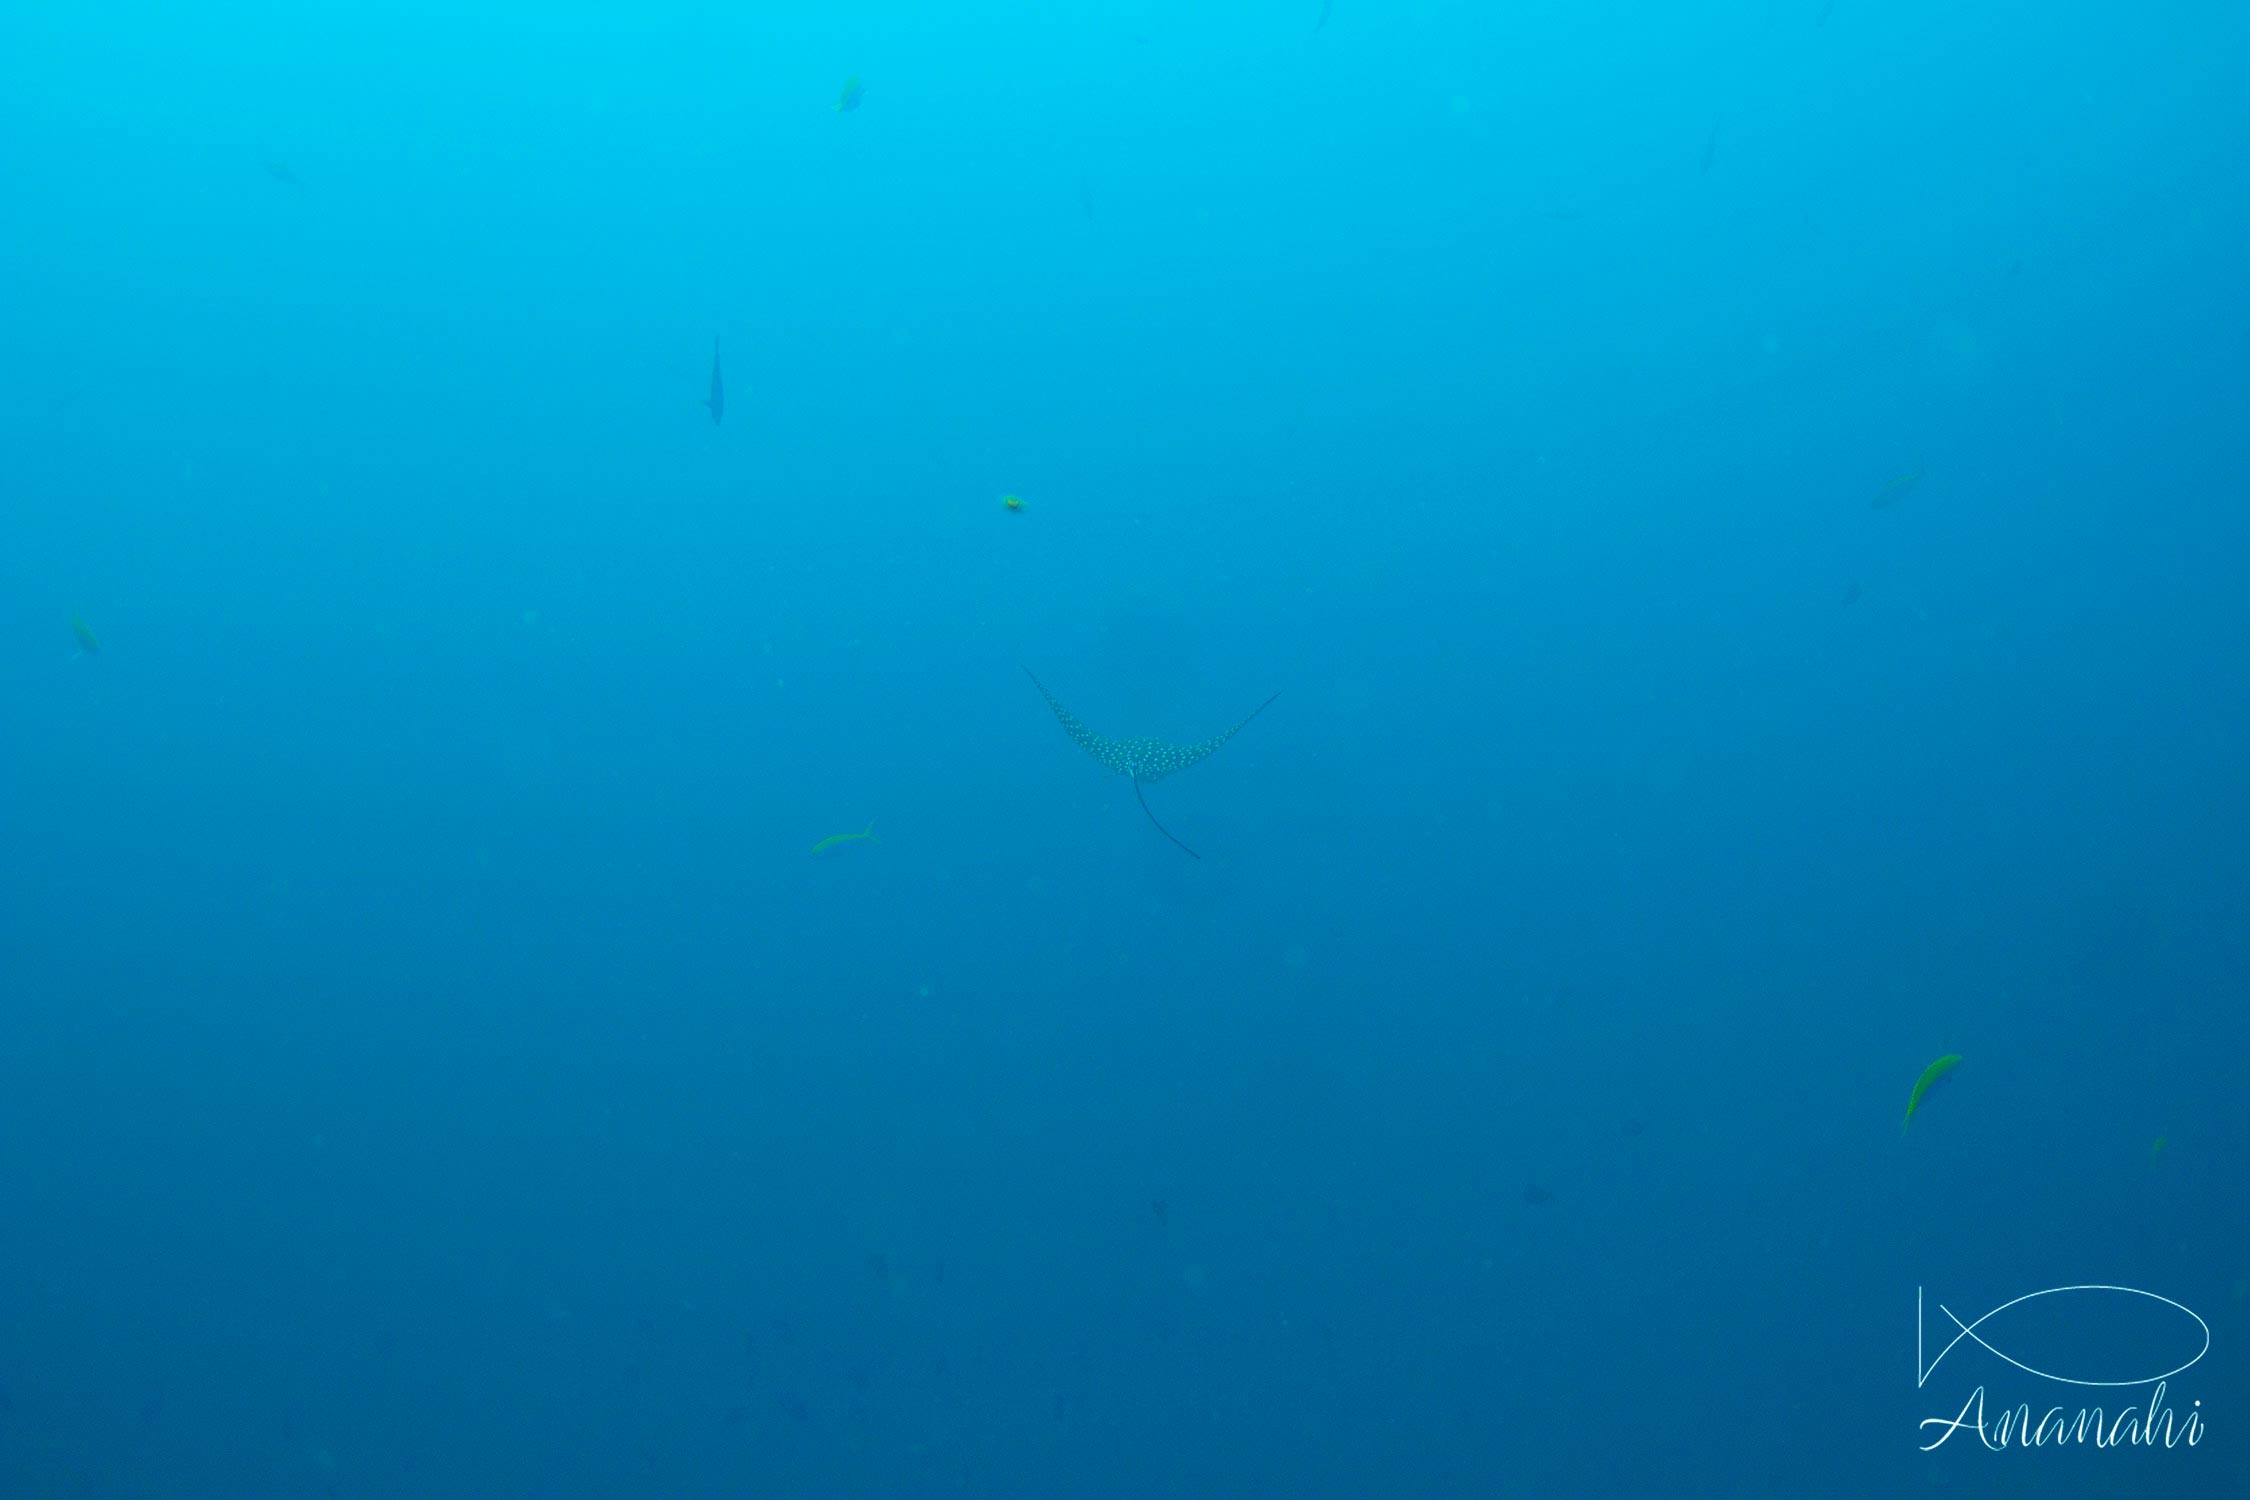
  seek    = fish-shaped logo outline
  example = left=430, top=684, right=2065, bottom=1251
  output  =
left=1916, top=1285, right=2210, bottom=1390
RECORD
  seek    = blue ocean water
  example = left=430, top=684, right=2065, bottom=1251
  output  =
left=3, top=1, right=2244, bottom=1494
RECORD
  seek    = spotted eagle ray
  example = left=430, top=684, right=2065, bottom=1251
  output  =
left=1024, top=668, right=1278, bottom=859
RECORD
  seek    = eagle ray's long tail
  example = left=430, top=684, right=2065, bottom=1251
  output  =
left=1133, top=775, right=1201, bottom=860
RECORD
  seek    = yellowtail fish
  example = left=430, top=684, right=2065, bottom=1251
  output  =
left=1902, top=1053, right=1961, bottom=1134
left=71, top=614, right=100, bottom=655
left=837, top=76, right=865, bottom=113
left=812, top=821, right=876, bottom=854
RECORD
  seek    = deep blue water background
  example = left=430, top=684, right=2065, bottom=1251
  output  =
left=4, top=1, right=2246, bottom=1495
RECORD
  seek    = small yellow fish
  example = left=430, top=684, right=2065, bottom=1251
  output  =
left=1002, top=493, right=1024, bottom=512
left=70, top=614, right=100, bottom=654
left=837, top=76, right=865, bottom=113
left=2149, top=1135, right=2169, bottom=1163
left=812, top=820, right=876, bottom=854
left=1902, top=1053, right=1961, bottom=1134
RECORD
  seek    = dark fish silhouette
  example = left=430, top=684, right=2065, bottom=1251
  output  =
left=262, top=160, right=303, bottom=188
left=1315, top=0, right=1332, bottom=32
left=1024, top=668, right=1277, bottom=859
left=703, top=336, right=723, bottom=424
left=1700, top=116, right=1723, bottom=177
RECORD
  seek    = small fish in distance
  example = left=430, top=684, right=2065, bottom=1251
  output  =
left=812, top=821, right=876, bottom=854
left=1902, top=1054, right=1962, bottom=1134
left=1870, top=467, right=1924, bottom=510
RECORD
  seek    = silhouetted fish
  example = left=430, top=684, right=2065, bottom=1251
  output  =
left=262, top=160, right=303, bottom=188
left=704, top=336, right=723, bottom=424
left=1024, top=668, right=1278, bottom=859
left=1522, top=1183, right=1555, bottom=1206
